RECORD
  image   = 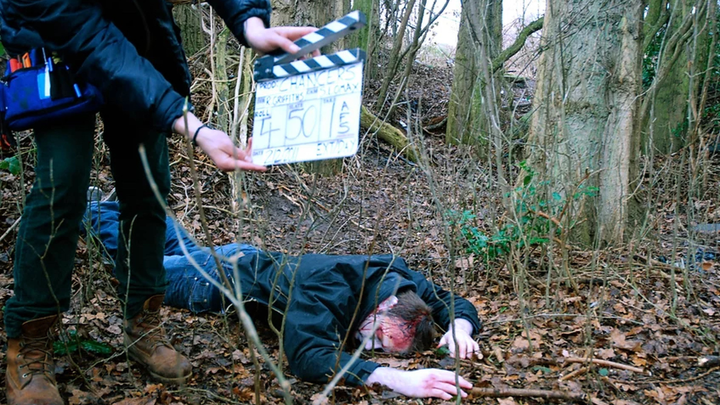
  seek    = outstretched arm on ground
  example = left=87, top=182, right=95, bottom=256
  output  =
left=366, top=367, right=472, bottom=400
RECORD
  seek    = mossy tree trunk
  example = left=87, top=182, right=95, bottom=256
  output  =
left=172, top=3, right=206, bottom=56
left=526, top=0, right=643, bottom=245
left=642, top=0, right=713, bottom=154
left=446, top=0, right=502, bottom=147
left=346, top=0, right=379, bottom=81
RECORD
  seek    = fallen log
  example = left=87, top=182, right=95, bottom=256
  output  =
left=471, top=387, right=587, bottom=403
left=360, top=106, right=419, bottom=162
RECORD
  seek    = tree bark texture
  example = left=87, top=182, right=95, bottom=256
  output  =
left=172, top=4, right=206, bottom=56
left=446, top=0, right=503, bottom=146
left=644, top=0, right=696, bottom=154
left=526, top=0, right=643, bottom=244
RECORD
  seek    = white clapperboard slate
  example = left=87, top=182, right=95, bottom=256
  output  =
left=252, top=11, right=366, bottom=166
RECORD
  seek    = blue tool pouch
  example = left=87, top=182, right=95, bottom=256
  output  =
left=0, top=49, right=104, bottom=133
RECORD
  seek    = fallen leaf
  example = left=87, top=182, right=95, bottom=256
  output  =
left=631, top=355, right=647, bottom=367
left=598, top=348, right=616, bottom=359
left=611, top=329, right=642, bottom=352
left=512, top=336, right=529, bottom=350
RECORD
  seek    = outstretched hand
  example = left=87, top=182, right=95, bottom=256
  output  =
left=438, top=318, right=479, bottom=359
left=244, top=17, right=320, bottom=57
left=195, top=129, right=266, bottom=172
left=366, top=367, right=472, bottom=400
left=172, top=114, right=266, bottom=172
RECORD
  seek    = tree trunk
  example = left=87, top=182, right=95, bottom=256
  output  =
left=446, top=0, right=502, bottom=147
left=373, top=0, right=417, bottom=111
left=172, top=3, right=206, bottom=56
left=215, top=27, right=230, bottom=132
left=643, top=0, right=696, bottom=154
left=526, top=0, right=643, bottom=245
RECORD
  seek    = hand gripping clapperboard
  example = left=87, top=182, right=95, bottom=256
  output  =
left=252, top=11, right=366, bottom=166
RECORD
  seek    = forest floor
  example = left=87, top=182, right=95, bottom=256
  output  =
left=0, top=60, right=719, bottom=405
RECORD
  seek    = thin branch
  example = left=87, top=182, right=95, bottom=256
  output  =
left=492, top=17, right=544, bottom=73
left=471, top=387, right=588, bottom=403
left=563, top=357, right=645, bottom=374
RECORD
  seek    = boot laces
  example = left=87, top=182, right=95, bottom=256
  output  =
left=18, top=335, right=53, bottom=380
left=139, top=309, right=172, bottom=350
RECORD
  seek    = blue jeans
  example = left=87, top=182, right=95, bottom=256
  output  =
left=84, top=202, right=258, bottom=313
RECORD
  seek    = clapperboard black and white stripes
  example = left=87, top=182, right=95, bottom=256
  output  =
left=254, top=10, right=366, bottom=81
left=259, top=49, right=365, bottom=81
left=251, top=11, right=367, bottom=166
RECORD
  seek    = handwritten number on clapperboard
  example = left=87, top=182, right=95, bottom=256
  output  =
left=302, top=105, right=318, bottom=138
left=286, top=105, right=303, bottom=140
left=259, top=116, right=279, bottom=145
left=286, top=103, right=320, bottom=140
left=324, top=97, right=336, bottom=140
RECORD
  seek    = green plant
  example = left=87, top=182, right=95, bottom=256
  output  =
left=53, top=330, right=113, bottom=356
left=448, top=161, right=598, bottom=262
left=0, top=156, right=21, bottom=175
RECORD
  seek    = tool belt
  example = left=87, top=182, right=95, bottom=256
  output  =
left=0, top=48, right=104, bottom=149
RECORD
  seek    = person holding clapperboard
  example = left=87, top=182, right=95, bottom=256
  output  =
left=0, top=1, right=316, bottom=404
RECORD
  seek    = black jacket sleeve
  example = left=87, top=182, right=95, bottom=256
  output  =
left=207, top=0, right=272, bottom=46
left=3, top=0, right=187, bottom=132
left=2, top=0, right=272, bottom=132
left=283, top=267, right=380, bottom=387
left=406, top=268, right=482, bottom=335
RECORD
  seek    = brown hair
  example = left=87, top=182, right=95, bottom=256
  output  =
left=387, top=291, right=435, bottom=353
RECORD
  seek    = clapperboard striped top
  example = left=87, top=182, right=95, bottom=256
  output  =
left=268, top=49, right=365, bottom=79
left=254, top=10, right=367, bottom=81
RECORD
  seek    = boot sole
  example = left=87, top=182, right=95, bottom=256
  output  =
left=127, top=349, right=192, bottom=385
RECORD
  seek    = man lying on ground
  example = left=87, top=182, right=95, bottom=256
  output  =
left=84, top=201, right=482, bottom=399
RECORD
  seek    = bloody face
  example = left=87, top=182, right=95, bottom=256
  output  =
left=376, top=316, right=415, bottom=354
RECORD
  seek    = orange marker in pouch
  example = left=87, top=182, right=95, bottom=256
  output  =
left=21, top=53, right=31, bottom=68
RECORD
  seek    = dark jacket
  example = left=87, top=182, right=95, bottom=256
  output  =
left=84, top=202, right=482, bottom=387
left=0, top=0, right=271, bottom=132
left=237, top=252, right=482, bottom=386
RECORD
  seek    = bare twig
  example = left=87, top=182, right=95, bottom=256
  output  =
left=639, top=366, right=720, bottom=385
left=0, top=215, right=21, bottom=243
left=563, top=357, right=644, bottom=374
left=559, top=366, right=590, bottom=381
left=471, top=387, right=588, bottom=403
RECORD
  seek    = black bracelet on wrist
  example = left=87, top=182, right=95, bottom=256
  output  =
left=192, top=124, right=211, bottom=146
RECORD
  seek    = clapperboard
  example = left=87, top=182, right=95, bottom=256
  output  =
left=252, top=11, right=366, bottom=166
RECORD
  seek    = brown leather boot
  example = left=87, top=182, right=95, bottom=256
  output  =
left=6, top=314, right=63, bottom=405
left=124, top=295, right=192, bottom=384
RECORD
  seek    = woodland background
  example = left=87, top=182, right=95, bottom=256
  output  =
left=1, top=0, right=720, bottom=404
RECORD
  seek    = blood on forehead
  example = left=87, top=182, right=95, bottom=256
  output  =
left=380, top=317, right=416, bottom=353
